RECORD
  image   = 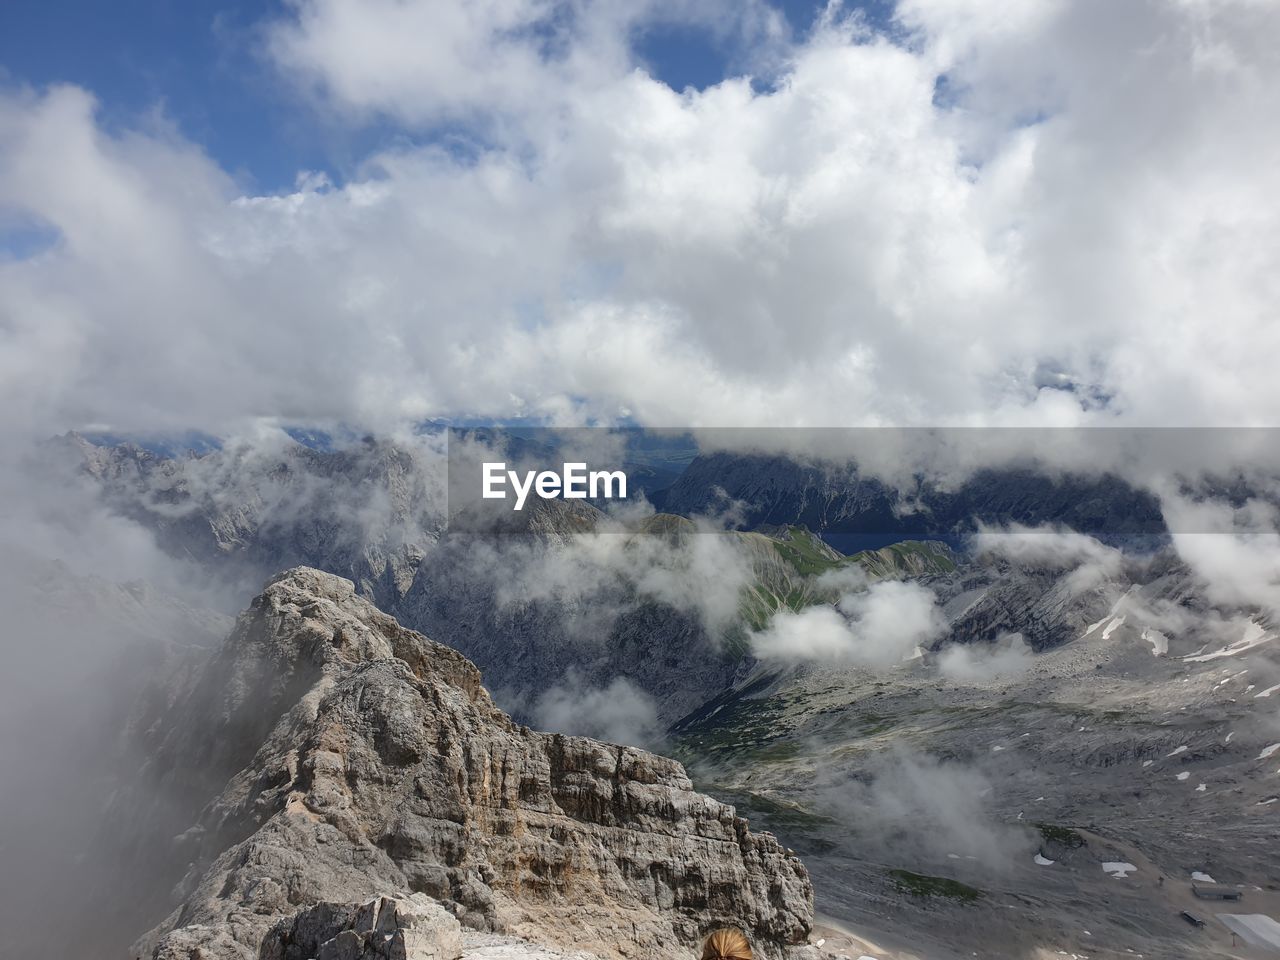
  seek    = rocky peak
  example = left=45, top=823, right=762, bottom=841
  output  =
left=134, top=568, right=813, bottom=960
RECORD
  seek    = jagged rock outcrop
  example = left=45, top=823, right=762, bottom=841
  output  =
left=249, top=893, right=618, bottom=960
left=260, top=895, right=463, bottom=960
left=133, top=568, right=813, bottom=960
left=255, top=894, right=620, bottom=959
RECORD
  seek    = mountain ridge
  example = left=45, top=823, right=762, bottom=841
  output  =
left=126, top=566, right=815, bottom=960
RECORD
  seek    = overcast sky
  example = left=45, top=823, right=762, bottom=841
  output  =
left=2, top=0, right=1278, bottom=442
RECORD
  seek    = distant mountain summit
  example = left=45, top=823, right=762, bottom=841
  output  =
left=57, top=430, right=445, bottom=602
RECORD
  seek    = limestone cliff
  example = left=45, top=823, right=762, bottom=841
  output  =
left=134, top=568, right=813, bottom=960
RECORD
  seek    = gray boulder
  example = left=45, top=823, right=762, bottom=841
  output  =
left=261, top=895, right=462, bottom=960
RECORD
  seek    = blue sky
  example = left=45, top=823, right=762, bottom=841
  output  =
left=0, top=0, right=894, bottom=193
left=2, top=0, right=339, bottom=191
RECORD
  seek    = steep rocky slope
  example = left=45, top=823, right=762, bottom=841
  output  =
left=364, top=522, right=958, bottom=725
left=668, top=592, right=1280, bottom=960
left=130, top=568, right=813, bottom=960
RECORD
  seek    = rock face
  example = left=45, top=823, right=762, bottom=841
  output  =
left=255, top=894, right=616, bottom=960
left=260, top=895, right=463, bottom=960
left=133, top=568, right=813, bottom=960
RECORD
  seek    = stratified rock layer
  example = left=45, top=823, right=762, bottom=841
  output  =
left=135, top=568, right=812, bottom=960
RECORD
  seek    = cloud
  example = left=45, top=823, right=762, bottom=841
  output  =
left=456, top=515, right=759, bottom=640
left=265, top=0, right=789, bottom=127
left=1161, top=491, right=1280, bottom=616
left=0, top=519, right=232, bottom=957
left=532, top=672, right=662, bottom=747
left=267, top=0, right=580, bottom=125
left=936, top=631, right=1034, bottom=682
left=753, top=579, right=945, bottom=666
left=816, top=748, right=1035, bottom=869
left=3, top=1, right=1280, bottom=448
left=972, top=516, right=1280, bottom=653
left=973, top=523, right=1124, bottom=594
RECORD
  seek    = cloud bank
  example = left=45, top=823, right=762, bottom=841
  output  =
left=753, top=578, right=945, bottom=666
left=532, top=672, right=663, bottom=747
left=973, top=523, right=1125, bottom=595
left=3, top=0, right=1280, bottom=446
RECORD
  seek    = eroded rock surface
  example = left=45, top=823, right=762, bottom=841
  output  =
left=260, top=895, right=463, bottom=960
left=134, top=568, right=812, bottom=960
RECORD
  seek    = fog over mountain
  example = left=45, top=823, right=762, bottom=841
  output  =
left=4, top=2, right=1280, bottom=959
left=7, top=425, right=1280, bottom=958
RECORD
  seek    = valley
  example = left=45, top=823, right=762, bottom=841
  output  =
left=10, top=434, right=1280, bottom=960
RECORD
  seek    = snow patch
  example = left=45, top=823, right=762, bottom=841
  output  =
left=1101, top=616, right=1126, bottom=640
left=1183, top=621, right=1274, bottom=662
left=1166, top=745, right=1188, bottom=757
left=1141, top=627, right=1168, bottom=656
left=1216, top=669, right=1248, bottom=689
left=1034, top=853, right=1055, bottom=866
left=1258, top=743, right=1280, bottom=760
left=1177, top=772, right=1191, bottom=781
left=1219, top=914, right=1280, bottom=951
left=1103, top=862, right=1137, bottom=878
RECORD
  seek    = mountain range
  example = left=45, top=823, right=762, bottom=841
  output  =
left=17, top=432, right=1280, bottom=960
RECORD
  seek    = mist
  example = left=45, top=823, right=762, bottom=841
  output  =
left=0, top=483, right=232, bottom=956
left=936, top=632, right=1034, bottom=683
left=531, top=672, right=663, bottom=748
left=753, top=579, right=946, bottom=667
left=814, top=748, right=1037, bottom=872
